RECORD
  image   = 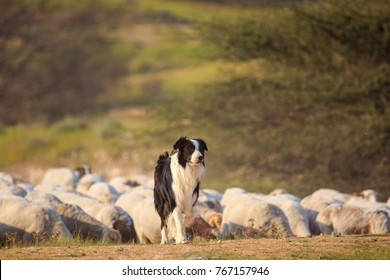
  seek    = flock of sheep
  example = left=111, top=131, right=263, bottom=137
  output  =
left=1, top=166, right=390, bottom=246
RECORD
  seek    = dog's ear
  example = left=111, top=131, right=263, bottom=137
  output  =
left=195, top=138, right=208, bottom=152
left=173, top=136, right=187, bottom=150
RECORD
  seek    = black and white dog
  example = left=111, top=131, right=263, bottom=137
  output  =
left=154, top=136, right=208, bottom=244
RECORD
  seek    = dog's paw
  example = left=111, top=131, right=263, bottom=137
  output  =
left=175, top=238, right=189, bottom=244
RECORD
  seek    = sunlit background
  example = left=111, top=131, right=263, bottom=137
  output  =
left=0, top=0, right=389, bottom=200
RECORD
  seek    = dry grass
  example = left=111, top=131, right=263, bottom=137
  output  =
left=1, top=235, right=389, bottom=260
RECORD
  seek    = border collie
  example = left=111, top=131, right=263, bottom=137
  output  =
left=154, top=136, right=208, bottom=244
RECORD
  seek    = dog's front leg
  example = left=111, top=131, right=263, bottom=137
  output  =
left=161, top=226, right=169, bottom=244
left=172, top=207, right=188, bottom=244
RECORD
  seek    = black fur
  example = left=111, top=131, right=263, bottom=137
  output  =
left=153, top=152, right=176, bottom=229
left=192, top=182, right=200, bottom=207
left=173, top=137, right=195, bottom=168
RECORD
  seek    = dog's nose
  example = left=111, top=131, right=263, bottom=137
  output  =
left=198, top=155, right=204, bottom=162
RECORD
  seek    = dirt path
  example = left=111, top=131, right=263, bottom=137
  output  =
left=2, top=235, right=389, bottom=260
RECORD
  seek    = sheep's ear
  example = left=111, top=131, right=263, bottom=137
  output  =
left=173, top=136, right=187, bottom=150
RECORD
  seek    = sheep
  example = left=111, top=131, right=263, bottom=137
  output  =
left=197, top=204, right=222, bottom=231
left=316, top=203, right=390, bottom=235
left=268, top=188, right=290, bottom=196
left=0, top=172, right=15, bottom=185
left=345, top=196, right=390, bottom=210
left=55, top=191, right=136, bottom=243
left=130, top=174, right=154, bottom=187
left=74, top=165, right=92, bottom=179
left=300, top=194, right=342, bottom=235
left=115, top=194, right=147, bottom=219
left=198, top=189, right=223, bottom=212
left=131, top=198, right=162, bottom=244
left=82, top=182, right=120, bottom=204
left=34, top=183, right=68, bottom=193
left=311, top=188, right=378, bottom=203
left=25, top=191, right=121, bottom=243
left=221, top=194, right=293, bottom=239
left=114, top=186, right=154, bottom=220
left=0, top=180, right=27, bottom=197
left=200, top=188, right=223, bottom=202
left=265, top=194, right=311, bottom=237
left=40, top=167, right=80, bottom=191
left=131, top=197, right=219, bottom=244
left=0, top=196, right=72, bottom=245
left=310, top=188, right=351, bottom=202
left=351, top=189, right=378, bottom=203
left=109, top=176, right=140, bottom=194
left=76, top=173, right=104, bottom=193
left=220, top=187, right=248, bottom=209
left=185, top=216, right=221, bottom=241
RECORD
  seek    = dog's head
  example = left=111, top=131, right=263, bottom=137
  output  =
left=173, top=136, right=208, bottom=167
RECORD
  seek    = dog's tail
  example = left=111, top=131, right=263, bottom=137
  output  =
left=154, top=152, right=177, bottom=229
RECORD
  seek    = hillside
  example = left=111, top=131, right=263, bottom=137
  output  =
left=0, top=0, right=389, bottom=200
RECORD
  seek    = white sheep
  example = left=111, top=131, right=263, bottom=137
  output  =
left=131, top=198, right=162, bottom=244
left=130, top=174, right=154, bottom=187
left=221, top=194, right=293, bottom=238
left=0, top=172, right=16, bottom=185
left=109, top=176, right=140, bottom=194
left=311, top=188, right=378, bottom=203
left=25, top=191, right=121, bottom=243
left=115, top=191, right=149, bottom=218
left=131, top=197, right=220, bottom=244
left=76, top=173, right=104, bottom=193
left=55, top=191, right=136, bottom=243
left=220, top=187, right=248, bottom=209
left=265, top=194, right=311, bottom=237
left=200, top=188, right=223, bottom=202
left=40, top=167, right=80, bottom=191
left=300, top=194, right=342, bottom=235
left=316, top=203, right=390, bottom=235
left=0, top=180, right=27, bottom=197
left=357, top=189, right=378, bottom=203
left=34, top=183, right=67, bottom=193
left=0, top=196, right=72, bottom=245
left=198, top=189, right=223, bottom=212
left=345, top=196, right=390, bottom=210
left=82, top=182, right=120, bottom=204
left=268, top=188, right=290, bottom=196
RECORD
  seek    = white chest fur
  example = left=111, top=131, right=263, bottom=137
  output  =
left=170, top=153, right=205, bottom=214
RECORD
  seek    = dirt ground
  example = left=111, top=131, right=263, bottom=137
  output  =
left=1, top=235, right=389, bottom=260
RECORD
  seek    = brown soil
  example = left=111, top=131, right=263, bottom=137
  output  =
left=2, top=235, right=389, bottom=260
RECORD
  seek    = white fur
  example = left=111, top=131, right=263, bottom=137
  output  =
left=300, top=194, right=342, bottom=235
left=266, top=194, right=311, bottom=237
left=26, top=191, right=121, bottom=243
left=55, top=191, right=135, bottom=243
left=41, top=167, right=79, bottom=191
left=221, top=194, right=292, bottom=238
left=316, top=204, right=390, bottom=235
left=0, top=196, right=72, bottom=244
left=220, top=187, right=248, bottom=209
left=83, top=182, right=120, bottom=204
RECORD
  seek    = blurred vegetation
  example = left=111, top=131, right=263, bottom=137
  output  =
left=0, top=0, right=134, bottom=124
left=0, top=0, right=389, bottom=200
